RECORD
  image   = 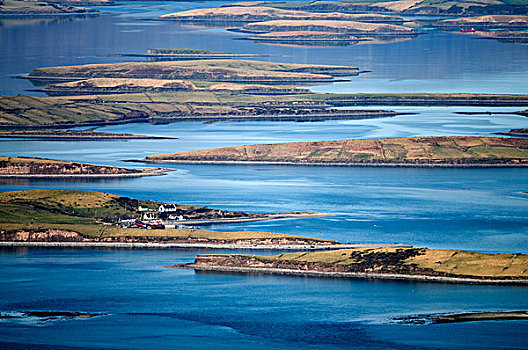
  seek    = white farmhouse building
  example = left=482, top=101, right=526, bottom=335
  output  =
left=159, top=204, right=178, bottom=213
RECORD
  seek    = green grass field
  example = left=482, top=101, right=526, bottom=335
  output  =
left=0, top=190, right=333, bottom=243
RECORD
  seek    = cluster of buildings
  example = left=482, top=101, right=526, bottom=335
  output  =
left=138, top=204, right=185, bottom=222
left=117, top=204, right=232, bottom=229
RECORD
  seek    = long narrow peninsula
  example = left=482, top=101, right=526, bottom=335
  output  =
left=174, top=248, right=528, bottom=285
left=0, top=129, right=174, bottom=140
left=0, top=190, right=357, bottom=249
left=0, top=156, right=168, bottom=177
left=140, top=136, right=528, bottom=168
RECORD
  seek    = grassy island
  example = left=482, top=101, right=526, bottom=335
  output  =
left=176, top=247, right=528, bottom=284
left=0, top=156, right=167, bottom=177
left=142, top=136, right=528, bottom=167
left=27, top=59, right=359, bottom=83
left=238, top=19, right=417, bottom=35
left=0, top=190, right=333, bottom=248
left=159, top=6, right=405, bottom=23
left=141, top=48, right=263, bottom=60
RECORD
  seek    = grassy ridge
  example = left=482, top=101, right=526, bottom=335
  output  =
left=144, top=136, right=528, bottom=166
left=28, top=59, right=358, bottom=82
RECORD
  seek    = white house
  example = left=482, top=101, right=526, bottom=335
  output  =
left=142, top=212, right=157, bottom=221
left=159, top=204, right=178, bottom=213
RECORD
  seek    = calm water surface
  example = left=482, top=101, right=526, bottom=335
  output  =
left=1, top=1, right=528, bottom=349
left=1, top=248, right=528, bottom=350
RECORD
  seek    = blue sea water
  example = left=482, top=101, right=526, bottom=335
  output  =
left=1, top=248, right=528, bottom=350
left=1, top=1, right=528, bottom=348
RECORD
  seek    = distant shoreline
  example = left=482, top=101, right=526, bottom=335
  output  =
left=0, top=241, right=411, bottom=251
left=135, top=159, right=528, bottom=168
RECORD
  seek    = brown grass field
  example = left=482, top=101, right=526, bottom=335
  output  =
left=145, top=136, right=528, bottom=166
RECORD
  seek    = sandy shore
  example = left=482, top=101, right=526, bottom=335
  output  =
left=181, top=265, right=528, bottom=285
left=0, top=241, right=411, bottom=250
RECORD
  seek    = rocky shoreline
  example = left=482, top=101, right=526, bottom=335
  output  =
left=0, top=168, right=170, bottom=178
left=136, top=159, right=528, bottom=168
left=172, top=248, right=528, bottom=285
left=175, top=265, right=528, bottom=285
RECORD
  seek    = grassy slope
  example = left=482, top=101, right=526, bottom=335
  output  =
left=145, top=136, right=528, bottom=165
left=201, top=247, right=528, bottom=278
left=0, top=190, right=333, bottom=242
left=2, top=92, right=528, bottom=128
left=0, top=190, right=190, bottom=225
left=160, top=6, right=403, bottom=22
left=0, top=95, right=153, bottom=127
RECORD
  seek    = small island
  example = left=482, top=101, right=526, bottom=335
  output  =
left=0, top=190, right=350, bottom=249
left=237, top=19, right=418, bottom=36
left=159, top=6, right=405, bottom=24
left=173, top=247, right=528, bottom=285
left=0, top=0, right=99, bottom=15
left=438, top=15, right=528, bottom=30
left=0, top=311, right=106, bottom=322
left=140, top=136, right=528, bottom=167
left=27, top=59, right=359, bottom=83
left=396, top=311, right=528, bottom=324
left=0, top=156, right=168, bottom=177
